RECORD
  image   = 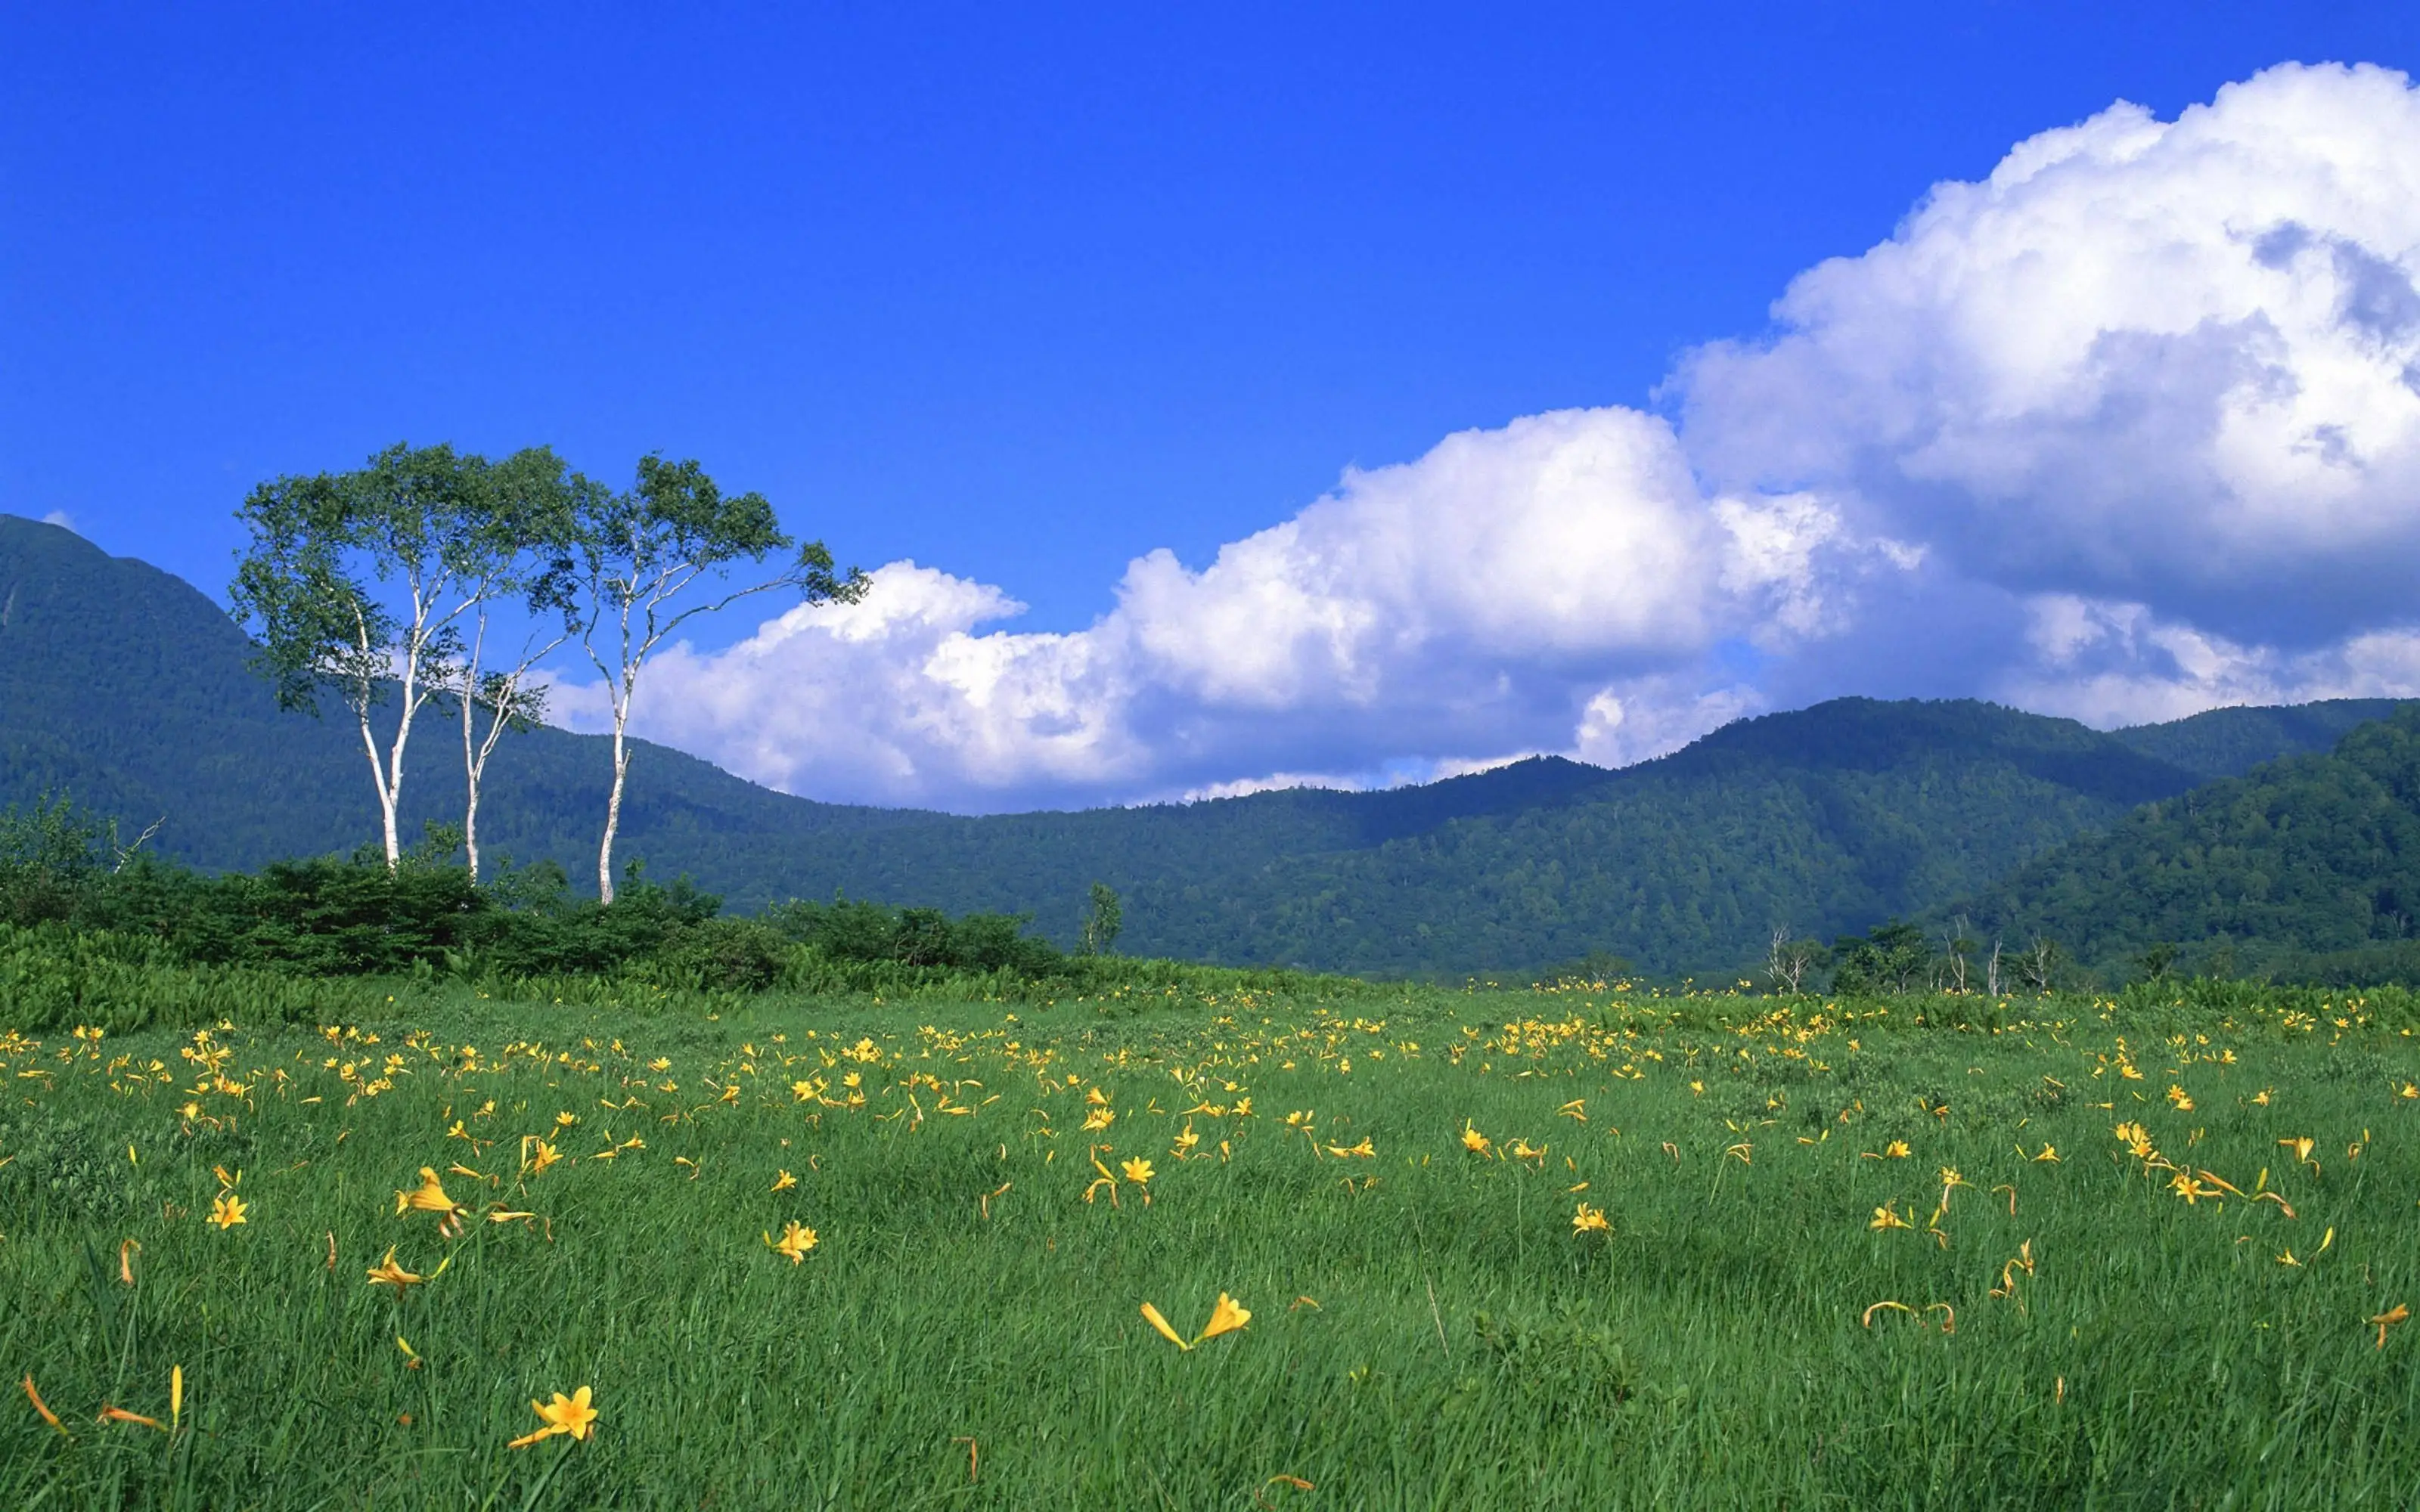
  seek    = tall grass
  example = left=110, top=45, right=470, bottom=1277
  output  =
left=3, top=983, right=2415, bottom=1507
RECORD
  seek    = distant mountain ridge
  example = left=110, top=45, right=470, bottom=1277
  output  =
left=1950, top=703, right=2420, bottom=984
left=0, top=513, right=2406, bottom=976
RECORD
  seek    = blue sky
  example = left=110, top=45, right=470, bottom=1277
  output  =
left=8, top=5, right=2420, bottom=810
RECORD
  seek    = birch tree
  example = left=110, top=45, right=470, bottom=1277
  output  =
left=572, top=453, right=866, bottom=903
left=231, top=443, right=521, bottom=867
left=449, top=448, right=588, bottom=881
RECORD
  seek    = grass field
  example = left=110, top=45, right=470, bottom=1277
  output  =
left=5, top=981, right=2418, bottom=1508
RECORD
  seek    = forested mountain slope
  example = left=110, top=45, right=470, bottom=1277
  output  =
left=0, top=513, right=2407, bottom=975
left=1953, top=705, right=2420, bottom=984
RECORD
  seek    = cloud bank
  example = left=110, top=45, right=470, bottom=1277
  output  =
left=568, top=62, right=2420, bottom=810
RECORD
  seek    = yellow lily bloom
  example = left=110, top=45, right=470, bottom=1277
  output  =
left=1199, top=1293, right=1251, bottom=1341
left=507, top=1386, right=598, bottom=1448
left=1139, top=1302, right=1191, bottom=1350
left=1461, top=1123, right=1492, bottom=1155
left=208, top=1194, right=247, bottom=1230
left=395, top=1168, right=462, bottom=1217
left=1571, top=1201, right=1610, bottom=1235
left=2372, top=1303, right=2410, bottom=1349
left=1869, top=1204, right=1913, bottom=1232
left=771, top=1170, right=798, bottom=1193
left=771, top=1220, right=818, bottom=1263
left=1122, top=1157, right=1155, bottom=1185
left=365, top=1247, right=425, bottom=1292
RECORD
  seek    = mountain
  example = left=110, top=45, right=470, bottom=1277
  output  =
left=2108, top=699, right=2410, bottom=780
left=1, top=513, right=2407, bottom=976
left=1951, top=705, right=2420, bottom=985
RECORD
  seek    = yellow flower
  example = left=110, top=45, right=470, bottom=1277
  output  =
left=170, top=1365, right=182, bottom=1430
left=1140, top=1302, right=1190, bottom=1349
left=2166, top=1085, right=2195, bottom=1111
left=1689, top=1080, right=1705, bottom=1095
left=526, top=1140, right=562, bottom=1176
left=2280, top=1136, right=2316, bottom=1164
left=1198, top=1293, right=1251, bottom=1341
left=2372, top=1303, right=2410, bottom=1349
left=1461, top=1122, right=1492, bottom=1155
left=507, top=1386, right=597, bottom=1448
left=770, top=1220, right=818, bottom=1264
left=2168, top=1172, right=2219, bottom=1204
left=1139, top=1294, right=1252, bottom=1349
left=1869, top=1204, right=1913, bottom=1232
left=365, top=1247, right=425, bottom=1292
left=208, top=1194, right=247, bottom=1230
left=1325, top=1137, right=1376, bottom=1159
left=1172, top=1123, right=1202, bottom=1157
left=394, top=1168, right=462, bottom=1218
left=1884, top=1140, right=1910, bottom=1160
left=1082, top=1107, right=1115, bottom=1132
left=1571, top=1201, right=1610, bottom=1235
left=771, top=1170, right=798, bottom=1193
left=1509, top=1139, right=1546, bottom=1161
left=23, top=1373, right=66, bottom=1436
left=1085, top=1086, right=1109, bottom=1105
left=1121, top=1157, right=1155, bottom=1185
left=2031, top=1145, right=2060, bottom=1163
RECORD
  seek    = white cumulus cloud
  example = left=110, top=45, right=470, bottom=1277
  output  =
left=575, top=61, right=2420, bottom=810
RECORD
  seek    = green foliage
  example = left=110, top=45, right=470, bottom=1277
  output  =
left=1956, top=704, right=2420, bottom=984
left=1080, top=881, right=1123, bottom=956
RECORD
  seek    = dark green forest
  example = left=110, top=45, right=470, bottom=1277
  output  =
left=4, top=513, right=2415, bottom=981
left=1951, top=702, right=2420, bottom=986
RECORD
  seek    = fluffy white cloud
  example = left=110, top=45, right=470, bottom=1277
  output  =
left=600, top=407, right=1835, bottom=807
left=574, top=62, right=2420, bottom=810
left=1682, top=62, right=2420, bottom=645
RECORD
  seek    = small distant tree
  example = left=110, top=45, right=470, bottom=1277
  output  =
left=570, top=454, right=867, bottom=903
left=1829, top=920, right=1931, bottom=995
left=1081, top=882, right=1124, bottom=956
left=1764, top=928, right=1825, bottom=994
left=2011, top=933, right=2064, bottom=992
left=2136, top=940, right=2180, bottom=984
left=1937, top=916, right=1978, bottom=993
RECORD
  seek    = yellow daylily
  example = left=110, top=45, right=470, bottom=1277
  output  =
left=771, top=1170, right=798, bottom=1193
left=507, top=1386, right=597, bottom=1448
left=365, top=1247, right=424, bottom=1292
left=2372, top=1303, right=2410, bottom=1349
left=208, top=1194, right=247, bottom=1230
left=1139, top=1294, right=1252, bottom=1349
left=1121, top=1157, right=1155, bottom=1185
left=1199, top=1293, right=1251, bottom=1341
left=1460, top=1122, right=1492, bottom=1156
left=1869, top=1204, right=1913, bottom=1232
left=395, top=1167, right=463, bottom=1218
left=769, top=1220, right=819, bottom=1264
left=23, top=1373, right=67, bottom=1436
left=1571, top=1201, right=1610, bottom=1235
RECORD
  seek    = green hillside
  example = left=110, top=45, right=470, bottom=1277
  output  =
left=1953, top=704, right=2420, bottom=984
left=2108, top=698, right=2409, bottom=779
left=2, top=513, right=2407, bottom=977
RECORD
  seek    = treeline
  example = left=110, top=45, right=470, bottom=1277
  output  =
left=0, top=795, right=1364, bottom=1032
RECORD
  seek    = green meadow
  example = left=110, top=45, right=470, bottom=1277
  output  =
left=5, top=981, right=2418, bottom=1508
